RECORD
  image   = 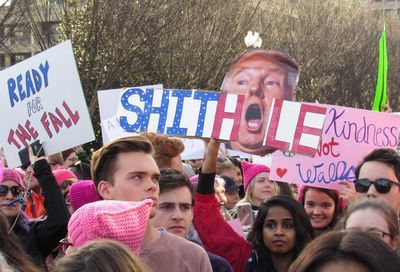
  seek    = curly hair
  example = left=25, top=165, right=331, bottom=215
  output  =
left=138, top=132, right=184, bottom=169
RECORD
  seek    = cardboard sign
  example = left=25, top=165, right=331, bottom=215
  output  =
left=98, top=87, right=327, bottom=157
left=0, top=41, right=95, bottom=167
left=98, top=85, right=163, bottom=144
left=270, top=104, right=400, bottom=189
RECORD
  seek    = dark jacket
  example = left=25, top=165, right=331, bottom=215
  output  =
left=13, top=159, right=69, bottom=269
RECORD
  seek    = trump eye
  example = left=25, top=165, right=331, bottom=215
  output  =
left=265, top=80, right=281, bottom=87
left=237, top=80, right=247, bottom=86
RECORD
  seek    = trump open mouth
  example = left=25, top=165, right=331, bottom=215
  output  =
left=245, top=104, right=263, bottom=133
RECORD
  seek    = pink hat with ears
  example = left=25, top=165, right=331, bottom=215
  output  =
left=241, top=160, right=270, bottom=191
left=52, top=168, right=77, bottom=185
left=68, top=199, right=153, bottom=254
left=69, top=180, right=100, bottom=212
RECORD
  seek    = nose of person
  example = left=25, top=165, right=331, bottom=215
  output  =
left=312, top=206, right=322, bottom=215
left=146, top=179, right=158, bottom=193
left=4, top=189, right=15, bottom=201
left=274, top=224, right=284, bottom=236
left=171, top=207, right=183, bottom=221
left=248, top=80, right=264, bottom=99
left=366, top=185, right=378, bottom=198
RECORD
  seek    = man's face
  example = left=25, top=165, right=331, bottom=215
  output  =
left=223, top=59, right=292, bottom=156
left=151, top=186, right=193, bottom=238
left=100, top=152, right=161, bottom=218
left=357, top=161, right=400, bottom=214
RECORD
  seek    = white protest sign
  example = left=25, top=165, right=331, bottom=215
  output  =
left=98, top=87, right=327, bottom=157
left=270, top=105, right=400, bottom=189
left=98, top=85, right=163, bottom=144
left=0, top=40, right=95, bottom=167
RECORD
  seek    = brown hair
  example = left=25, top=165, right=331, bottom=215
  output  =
left=289, top=230, right=400, bottom=272
left=54, top=239, right=149, bottom=272
left=216, top=157, right=235, bottom=175
left=138, top=132, right=184, bottom=169
left=356, top=148, right=400, bottom=183
left=159, top=168, right=195, bottom=205
left=299, top=186, right=342, bottom=230
left=91, top=136, right=153, bottom=188
left=0, top=211, right=39, bottom=272
left=47, top=152, right=64, bottom=165
left=337, top=199, right=400, bottom=238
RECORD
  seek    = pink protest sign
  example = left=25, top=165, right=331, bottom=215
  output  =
left=270, top=104, right=400, bottom=189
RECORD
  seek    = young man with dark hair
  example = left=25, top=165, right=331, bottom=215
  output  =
left=151, top=168, right=233, bottom=272
left=354, top=148, right=400, bottom=215
left=91, top=136, right=212, bottom=272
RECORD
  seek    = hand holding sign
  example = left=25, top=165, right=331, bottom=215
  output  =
left=0, top=41, right=95, bottom=167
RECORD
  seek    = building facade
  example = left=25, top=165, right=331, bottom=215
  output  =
left=0, top=0, right=64, bottom=70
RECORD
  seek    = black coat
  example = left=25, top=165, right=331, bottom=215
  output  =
left=12, top=159, right=69, bottom=269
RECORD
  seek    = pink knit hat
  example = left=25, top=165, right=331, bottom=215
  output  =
left=68, top=199, right=152, bottom=254
left=1, top=168, right=26, bottom=189
left=241, top=160, right=270, bottom=191
left=69, top=180, right=100, bottom=212
left=52, top=168, right=78, bottom=185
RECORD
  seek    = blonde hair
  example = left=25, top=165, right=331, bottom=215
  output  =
left=239, top=178, right=280, bottom=206
left=54, top=239, right=149, bottom=272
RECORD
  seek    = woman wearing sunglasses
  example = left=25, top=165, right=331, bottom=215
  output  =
left=0, top=152, right=69, bottom=269
left=337, top=199, right=400, bottom=252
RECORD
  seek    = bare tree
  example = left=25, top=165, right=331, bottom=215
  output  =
left=0, top=0, right=22, bottom=50
left=255, top=0, right=400, bottom=110
left=17, top=0, right=66, bottom=51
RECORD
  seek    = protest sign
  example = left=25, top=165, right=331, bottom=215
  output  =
left=0, top=40, right=95, bottom=167
left=98, top=87, right=327, bottom=157
left=98, top=85, right=163, bottom=143
left=270, top=105, right=400, bottom=189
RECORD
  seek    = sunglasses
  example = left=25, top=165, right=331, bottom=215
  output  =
left=354, top=178, right=399, bottom=194
left=0, top=185, right=23, bottom=197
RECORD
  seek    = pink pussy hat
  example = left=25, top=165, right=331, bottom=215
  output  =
left=52, top=168, right=77, bottom=185
left=1, top=167, right=26, bottom=189
left=241, top=160, right=270, bottom=191
left=69, top=180, right=100, bottom=212
left=68, top=199, right=153, bottom=254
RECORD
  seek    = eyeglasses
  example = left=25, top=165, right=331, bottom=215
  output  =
left=59, top=237, right=73, bottom=255
left=0, top=185, right=23, bottom=197
left=354, top=178, right=399, bottom=194
left=368, top=229, right=393, bottom=239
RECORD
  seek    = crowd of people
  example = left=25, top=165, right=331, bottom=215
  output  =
left=0, top=132, right=399, bottom=272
